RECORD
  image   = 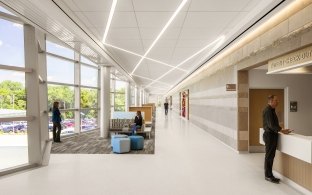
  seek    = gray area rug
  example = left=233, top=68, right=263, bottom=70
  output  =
left=51, top=124, right=155, bottom=154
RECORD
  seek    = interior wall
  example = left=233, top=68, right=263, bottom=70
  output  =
left=175, top=66, right=239, bottom=149
left=249, top=69, right=312, bottom=136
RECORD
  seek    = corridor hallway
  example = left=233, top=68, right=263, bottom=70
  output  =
left=0, top=108, right=302, bottom=195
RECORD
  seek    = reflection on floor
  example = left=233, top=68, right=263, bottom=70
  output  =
left=0, top=109, right=304, bottom=195
left=51, top=127, right=155, bottom=154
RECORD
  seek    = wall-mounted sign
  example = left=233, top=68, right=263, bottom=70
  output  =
left=290, top=101, right=298, bottom=112
left=226, top=84, right=236, bottom=91
left=268, top=45, right=312, bottom=74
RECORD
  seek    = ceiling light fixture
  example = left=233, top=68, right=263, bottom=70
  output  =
left=102, top=0, right=118, bottom=43
left=104, top=43, right=188, bottom=72
left=130, top=0, right=188, bottom=75
left=132, top=74, right=172, bottom=86
left=144, top=35, right=225, bottom=89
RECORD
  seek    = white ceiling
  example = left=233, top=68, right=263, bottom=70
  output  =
left=1, top=0, right=291, bottom=95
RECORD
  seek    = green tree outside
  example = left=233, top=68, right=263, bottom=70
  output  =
left=0, top=80, right=26, bottom=110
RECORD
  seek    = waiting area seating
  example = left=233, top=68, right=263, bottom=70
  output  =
left=111, top=135, right=144, bottom=153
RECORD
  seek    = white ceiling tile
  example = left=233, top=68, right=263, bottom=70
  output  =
left=146, top=46, right=175, bottom=63
left=105, top=47, right=142, bottom=73
left=79, top=11, right=109, bottom=27
left=148, top=82, right=171, bottom=89
left=175, top=39, right=209, bottom=48
left=135, top=11, right=186, bottom=28
left=162, top=28, right=182, bottom=39
left=146, top=61, right=173, bottom=80
left=132, top=76, right=152, bottom=86
left=132, top=60, right=150, bottom=77
left=115, top=0, right=134, bottom=11
left=133, top=0, right=189, bottom=12
left=111, top=12, right=137, bottom=28
left=243, top=0, right=262, bottom=11
left=189, top=0, right=250, bottom=11
left=178, top=53, right=207, bottom=70
left=106, top=28, right=141, bottom=40
left=158, top=70, right=187, bottom=84
left=183, top=12, right=239, bottom=29
left=179, top=28, right=221, bottom=40
left=170, top=47, right=202, bottom=65
left=139, top=28, right=158, bottom=40
left=141, top=39, right=153, bottom=50
left=106, top=39, right=144, bottom=55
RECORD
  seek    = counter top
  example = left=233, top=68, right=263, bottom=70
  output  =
left=259, top=128, right=312, bottom=163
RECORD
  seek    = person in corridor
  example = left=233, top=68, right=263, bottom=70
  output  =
left=52, top=101, right=62, bottom=143
left=262, top=95, right=291, bottom=183
left=164, top=101, right=169, bottom=115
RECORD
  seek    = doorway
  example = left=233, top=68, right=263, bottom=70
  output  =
left=249, top=89, right=284, bottom=152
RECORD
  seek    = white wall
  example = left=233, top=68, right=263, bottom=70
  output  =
left=249, top=69, right=312, bottom=136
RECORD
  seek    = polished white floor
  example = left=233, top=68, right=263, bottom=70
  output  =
left=0, top=109, right=304, bottom=195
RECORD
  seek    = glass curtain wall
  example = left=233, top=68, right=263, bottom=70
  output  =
left=80, top=57, right=99, bottom=132
left=46, top=41, right=99, bottom=137
left=110, top=74, right=126, bottom=112
left=0, top=8, right=28, bottom=170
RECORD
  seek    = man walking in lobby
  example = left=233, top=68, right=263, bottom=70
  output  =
left=262, top=95, right=291, bottom=183
left=164, top=100, right=169, bottom=115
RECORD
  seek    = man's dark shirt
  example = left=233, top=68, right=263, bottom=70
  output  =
left=164, top=103, right=169, bottom=109
left=263, top=105, right=281, bottom=134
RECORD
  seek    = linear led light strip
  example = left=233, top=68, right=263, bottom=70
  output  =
left=130, top=0, right=188, bottom=75
left=104, top=43, right=187, bottom=72
left=145, top=35, right=225, bottom=88
left=102, top=0, right=118, bottom=43
left=132, top=74, right=172, bottom=86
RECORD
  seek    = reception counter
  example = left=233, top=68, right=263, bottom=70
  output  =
left=259, top=128, right=312, bottom=193
left=259, top=128, right=312, bottom=163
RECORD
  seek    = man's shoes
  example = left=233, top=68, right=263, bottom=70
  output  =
left=265, top=176, right=280, bottom=184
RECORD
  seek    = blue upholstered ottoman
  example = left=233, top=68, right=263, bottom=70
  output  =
left=112, top=137, right=130, bottom=153
left=129, top=135, right=144, bottom=150
left=111, top=134, right=128, bottom=146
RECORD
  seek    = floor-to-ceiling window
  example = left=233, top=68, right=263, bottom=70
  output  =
left=46, top=41, right=76, bottom=137
left=46, top=40, right=99, bottom=136
left=110, top=74, right=126, bottom=112
left=0, top=7, right=28, bottom=170
left=80, top=56, right=98, bottom=132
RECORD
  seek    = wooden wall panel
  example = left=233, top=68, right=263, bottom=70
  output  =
left=129, top=106, right=152, bottom=122
left=274, top=151, right=312, bottom=191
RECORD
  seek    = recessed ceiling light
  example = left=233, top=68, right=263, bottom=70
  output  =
left=130, top=0, right=188, bottom=75
left=102, top=0, right=118, bottom=43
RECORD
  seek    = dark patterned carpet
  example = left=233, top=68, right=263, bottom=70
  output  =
left=51, top=124, right=155, bottom=154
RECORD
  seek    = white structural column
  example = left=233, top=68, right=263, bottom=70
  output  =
left=125, top=82, right=130, bottom=111
left=100, top=66, right=111, bottom=138
left=36, top=30, right=49, bottom=153
left=145, top=92, right=149, bottom=103
left=74, top=52, right=81, bottom=134
left=24, top=24, right=43, bottom=165
left=139, top=88, right=143, bottom=106
left=135, top=86, right=139, bottom=106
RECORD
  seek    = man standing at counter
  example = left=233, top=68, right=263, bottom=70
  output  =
left=263, top=95, right=291, bottom=184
